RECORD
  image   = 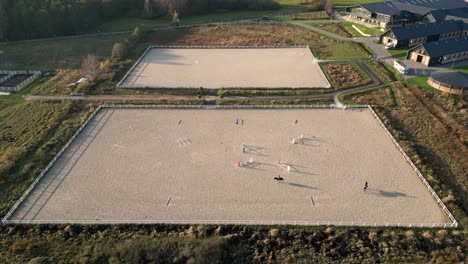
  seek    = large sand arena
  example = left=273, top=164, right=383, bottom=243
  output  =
left=118, top=47, right=331, bottom=89
left=10, top=108, right=449, bottom=226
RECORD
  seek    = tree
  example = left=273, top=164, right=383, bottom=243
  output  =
left=325, top=0, right=333, bottom=16
left=144, top=0, right=153, bottom=17
left=171, top=9, right=180, bottom=26
left=82, top=54, right=100, bottom=81
left=111, top=42, right=128, bottom=60
left=130, top=26, right=142, bottom=43
left=0, top=1, right=8, bottom=40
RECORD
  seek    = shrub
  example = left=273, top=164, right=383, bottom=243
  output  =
left=111, top=42, right=128, bottom=60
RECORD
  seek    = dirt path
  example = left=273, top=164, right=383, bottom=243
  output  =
left=24, top=61, right=382, bottom=107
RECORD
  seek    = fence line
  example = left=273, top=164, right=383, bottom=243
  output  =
left=3, top=104, right=457, bottom=228
left=367, top=106, right=458, bottom=228
left=1, top=105, right=103, bottom=224
left=101, top=104, right=370, bottom=110
left=2, top=219, right=454, bottom=228
left=0, top=72, right=14, bottom=84
left=0, top=71, right=41, bottom=91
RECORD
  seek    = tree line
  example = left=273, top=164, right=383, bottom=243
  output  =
left=0, top=0, right=279, bottom=41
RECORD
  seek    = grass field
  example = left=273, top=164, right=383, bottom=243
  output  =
left=406, top=77, right=441, bottom=93
left=452, top=65, right=468, bottom=74
left=340, top=22, right=381, bottom=37
left=0, top=23, right=371, bottom=74
left=0, top=94, right=25, bottom=112
left=135, top=24, right=371, bottom=60
left=388, top=47, right=410, bottom=59
left=93, top=0, right=385, bottom=33
left=306, top=22, right=352, bottom=38
left=321, top=62, right=371, bottom=88
left=94, top=1, right=307, bottom=33
left=0, top=34, right=128, bottom=70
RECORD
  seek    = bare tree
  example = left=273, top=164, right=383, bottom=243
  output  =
left=325, top=0, right=333, bottom=16
left=144, top=0, right=153, bottom=17
left=82, top=54, right=100, bottom=81
left=171, top=9, right=180, bottom=26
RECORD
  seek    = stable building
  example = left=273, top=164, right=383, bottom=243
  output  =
left=346, top=2, right=421, bottom=29
left=380, top=20, right=468, bottom=48
left=428, top=71, right=468, bottom=95
left=421, top=7, right=468, bottom=24
left=346, top=0, right=468, bottom=29
left=406, top=36, right=468, bottom=66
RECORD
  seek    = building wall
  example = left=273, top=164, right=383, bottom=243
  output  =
left=409, top=52, right=430, bottom=66
left=439, top=31, right=462, bottom=40
left=440, top=51, right=468, bottom=65
left=408, top=37, right=427, bottom=47
left=428, top=78, right=467, bottom=95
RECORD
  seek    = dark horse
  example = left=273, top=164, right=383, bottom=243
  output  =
left=274, top=176, right=284, bottom=181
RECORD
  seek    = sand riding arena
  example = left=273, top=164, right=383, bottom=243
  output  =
left=117, top=46, right=331, bottom=89
left=3, top=105, right=457, bottom=228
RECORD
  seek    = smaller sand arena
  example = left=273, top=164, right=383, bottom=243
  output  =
left=118, top=47, right=331, bottom=89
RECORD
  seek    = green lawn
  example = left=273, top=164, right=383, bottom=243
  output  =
left=340, top=22, right=381, bottom=37
left=452, top=65, right=468, bottom=74
left=388, top=46, right=410, bottom=59
left=0, top=34, right=128, bottom=70
left=0, top=93, right=26, bottom=112
left=406, top=76, right=441, bottom=93
left=352, top=24, right=382, bottom=35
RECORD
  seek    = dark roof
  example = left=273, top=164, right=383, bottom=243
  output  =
left=391, top=0, right=468, bottom=10
left=430, top=71, right=468, bottom=88
left=389, top=20, right=465, bottom=40
left=391, top=1, right=432, bottom=15
left=421, top=36, right=468, bottom=57
left=426, top=7, right=468, bottom=23
left=360, top=2, right=401, bottom=16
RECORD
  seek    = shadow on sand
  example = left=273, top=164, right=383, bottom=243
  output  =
left=279, top=182, right=319, bottom=190
left=366, top=189, right=416, bottom=198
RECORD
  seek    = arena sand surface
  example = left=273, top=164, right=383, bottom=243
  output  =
left=11, top=108, right=449, bottom=225
left=119, top=48, right=331, bottom=89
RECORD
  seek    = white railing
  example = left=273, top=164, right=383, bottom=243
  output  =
left=0, top=71, right=41, bottom=91
left=101, top=104, right=370, bottom=110
left=367, top=105, right=458, bottom=228
left=2, top=104, right=457, bottom=228
left=0, top=72, right=14, bottom=84
left=2, top=219, right=455, bottom=228
left=1, top=105, right=103, bottom=224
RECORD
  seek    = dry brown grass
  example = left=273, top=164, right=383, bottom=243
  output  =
left=137, top=24, right=369, bottom=59
left=314, top=23, right=352, bottom=38
left=323, top=63, right=370, bottom=89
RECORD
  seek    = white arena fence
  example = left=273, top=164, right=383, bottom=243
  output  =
left=116, top=45, right=313, bottom=89
left=367, top=106, right=458, bottom=228
left=0, top=70, right=41, bottom=91
left=2, top=105, right=103, bottom=224
left=2, top=219, right=457, bottom=228
left=1, top=104, right=458, bottom=228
